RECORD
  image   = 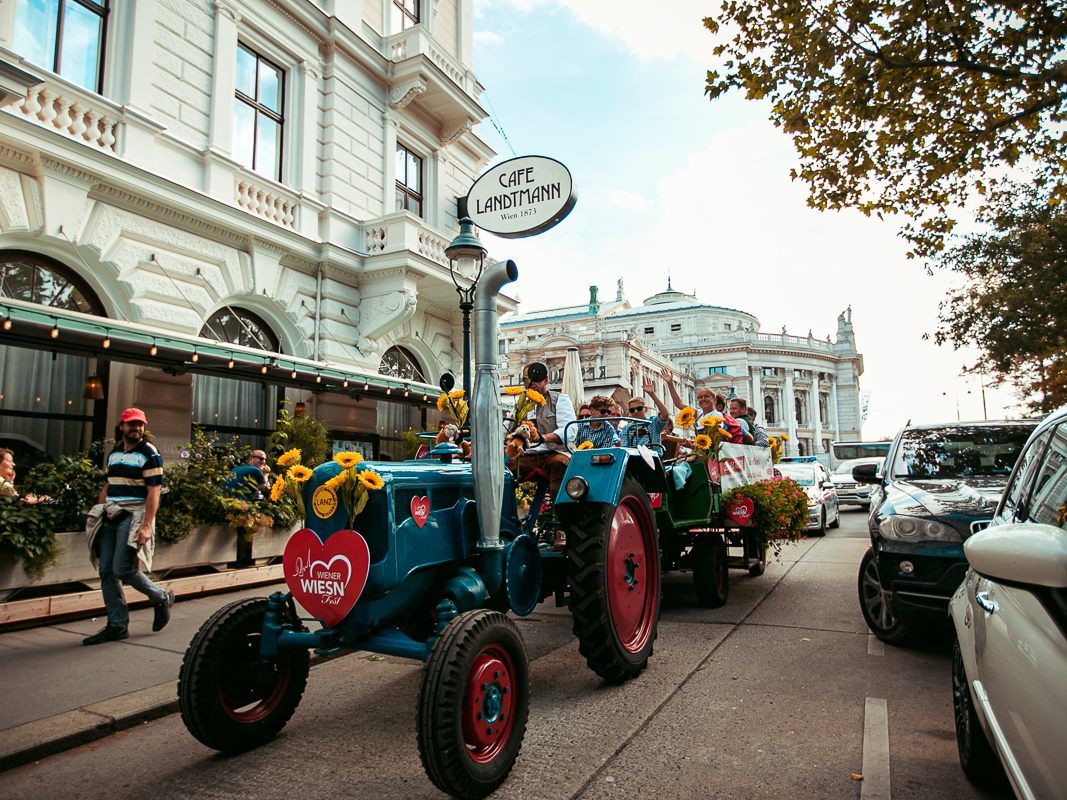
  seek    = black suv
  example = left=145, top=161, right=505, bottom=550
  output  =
left=855, top=419, right=1037, bottom=643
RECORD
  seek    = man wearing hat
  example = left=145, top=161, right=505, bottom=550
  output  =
left=510, top=361, right=575, bottom=521
left=83, top=408, right=173, bottom=645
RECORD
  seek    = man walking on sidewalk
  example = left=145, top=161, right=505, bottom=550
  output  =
left=83, top=408, right=173, bottom=645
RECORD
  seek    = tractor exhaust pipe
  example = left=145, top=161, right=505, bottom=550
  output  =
left=471, top=258, right=518, bottom=554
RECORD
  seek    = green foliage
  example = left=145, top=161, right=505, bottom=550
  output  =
left=0, top=498, right=61, bottom=577
left=703, top=1, right=1067, bottom=256
left=271, top=404, right=329, bottom=469
left=933, top=182, right=1067, bottom=412
left=399, top=429, right=423, bottom=460
left=724, top=477, right=808, bottom=556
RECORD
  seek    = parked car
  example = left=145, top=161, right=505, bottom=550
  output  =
left=855, top=419, right=1037, bottom=643
left=776, top=460, right=840, bottom=535
left=949, top=405, right=1067, bottom=797
left=831, top=457, right=882, bottom=508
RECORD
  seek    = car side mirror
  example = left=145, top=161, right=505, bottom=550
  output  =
left=964, top=523, right=1067, bottom=588
left=821, top=480, right=834, bottom=489
left=852, top=463, right=880, bottom=484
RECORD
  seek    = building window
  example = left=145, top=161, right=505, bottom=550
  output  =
left=234, top=43, right=285, bottom=181
left=396, top=144, right=423, bottom=216
left=724, top=323, right=732, bottom=331
left=13, top=0, right=109, bottom=93
left=764, top=395, right=775, bottom=425
left=798, top=440, right=807, bottom=457
left=0, top=252, right=108, bottom=461
left=391, top=0, right=420, bottom=32
left=762, top=367, right=776, bottom=377
left=379, top=345, right=426, bottom=382
left=795, top=395, right=804, bottom=426
left=670, top=323, right=681, bottom=332
left=822, top=438, right=831, bottom=454
left=819, top=392, right=829, bottom=424
left=643, top=326, right=654, bottom=335
left=194, top=308, right=281, bottom=444
left=498, top=339, right=507, bottom=356
left=708, top=366, right=727, bottom=375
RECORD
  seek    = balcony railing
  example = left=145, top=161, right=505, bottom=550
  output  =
left=362, top=211, right=451, bottom=267
left=12, top=73, right=121, bottom=153
left=386, top=27, right=475, bottom=95
left=234, top=172, right=298, bottom=229
left=657, top=330, right=836, bottom=353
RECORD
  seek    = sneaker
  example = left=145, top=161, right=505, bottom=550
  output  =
left=83, top=625, right=129, bottom=645
left=152, top=590, right=174, bottom=632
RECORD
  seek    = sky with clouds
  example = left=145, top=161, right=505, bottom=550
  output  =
left=470, top=0, right=1023, bottom=438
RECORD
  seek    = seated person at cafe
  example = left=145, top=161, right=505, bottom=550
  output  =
left=622, top=381, right=670, bottom=454
left=0, top=448, right=47, bottom=504
left=224, top=449, right=270, bottom=501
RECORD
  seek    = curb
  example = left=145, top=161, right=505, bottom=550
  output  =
left=0, top=681, right=179, bottom=772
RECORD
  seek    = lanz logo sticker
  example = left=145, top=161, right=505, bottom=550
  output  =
left=312, top=485, right=338, bottom=519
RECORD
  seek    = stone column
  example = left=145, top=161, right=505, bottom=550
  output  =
left=784, top=370, right=798, bottom=455
left=457, top=0, right=475, bottom=67
left=297, top=59, right=321, bottom=196
left=829, top=377, right=841, bottom=441
left=750, top=366, right=762, bottom=423
left=383, top=113, right=399, bottom=214
left=204, top=0, right=241, bottom=197
left=811, top=377, right=823, bottom=455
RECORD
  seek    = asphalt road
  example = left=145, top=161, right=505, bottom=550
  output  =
left=0, top=508, right=1011, bottom=800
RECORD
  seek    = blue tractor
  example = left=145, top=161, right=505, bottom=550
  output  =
left=177, top=260, right=663, bottom=799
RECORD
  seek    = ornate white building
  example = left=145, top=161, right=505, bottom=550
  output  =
left=500, top=281, right=865, bottom=456
left=0, top=0, right=506, bottom=461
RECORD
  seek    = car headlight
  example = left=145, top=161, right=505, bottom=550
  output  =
left=878, top=515, right=961, bottom=543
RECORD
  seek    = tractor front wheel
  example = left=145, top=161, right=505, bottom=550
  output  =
left=417, top=610, right=530, bottom=800
left=178, top=597, right=310, bottom=753
left=566, top=477, right=661, bottom=683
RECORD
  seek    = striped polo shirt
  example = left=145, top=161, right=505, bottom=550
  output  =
left=105, top=439, right=164, bottom=502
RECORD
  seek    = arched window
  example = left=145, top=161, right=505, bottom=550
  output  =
left=0, top=252, right=107, bottom=461
left=764, top=395, right=775, bottom=426
left=193, top=307, right=281, bottom=444
left=379, top=345, right=426, bottom=382
left=795, top=395, right=804, bottom=426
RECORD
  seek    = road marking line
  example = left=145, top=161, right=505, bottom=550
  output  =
left=867, top=635, right=885, bottom=656
left=861, top=696, right=891, bottom=800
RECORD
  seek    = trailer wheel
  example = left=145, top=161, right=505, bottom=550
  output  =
left=418, top=610, right=529, bottom=800
left=692, top=533, right=729, bottom=607
left=748, top=540, right=768, bottom=577
left=567, top=477, right=661, bottom=683
left=178, top=597, right=309, bottom=753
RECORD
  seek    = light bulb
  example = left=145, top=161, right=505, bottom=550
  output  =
left=102, top=336, right=111, bottom=349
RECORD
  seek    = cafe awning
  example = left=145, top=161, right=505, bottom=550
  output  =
left=0, top=297, right=441, bottom=404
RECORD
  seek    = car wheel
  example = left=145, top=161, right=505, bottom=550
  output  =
left=810, top=509, right=826, bottom=537
left=829, top=506, right=840, bottom=529
left=857, top=548, right=910, bottom=644
left=952, top=636, right=1005, bottom=787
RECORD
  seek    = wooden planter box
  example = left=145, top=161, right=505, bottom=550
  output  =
left=0, top=524, right=298, bottom=600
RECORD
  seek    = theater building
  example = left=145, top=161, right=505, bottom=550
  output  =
left=0, top=0, right=508, bottom=462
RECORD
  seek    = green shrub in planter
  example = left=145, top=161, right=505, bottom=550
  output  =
left=724, top=477, right=809, bottom=556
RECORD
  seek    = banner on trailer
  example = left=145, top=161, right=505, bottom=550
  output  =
left=716, top=444, right=774, bottom=492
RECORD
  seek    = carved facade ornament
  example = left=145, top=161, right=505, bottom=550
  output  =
left=357, top=288, right=418, bottom=341
left=439, top=120, right=472, bottom=147
left=389, top=78, right=428, bottom=110
left=214, top=0, right=241, bottom=23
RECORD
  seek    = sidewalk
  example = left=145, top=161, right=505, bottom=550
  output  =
left=0, top=581, right=286, bottom=771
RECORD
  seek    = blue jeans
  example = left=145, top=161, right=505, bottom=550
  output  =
left=97, top=513, right=167, bottom=628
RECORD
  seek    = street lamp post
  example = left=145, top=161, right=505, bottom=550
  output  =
left=445, top=209, right=487, bottom=397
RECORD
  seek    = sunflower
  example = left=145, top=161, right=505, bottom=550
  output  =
left=269, top=477, right=285, bottom=501
left=287, top=465, right=313, bottom=483
left=357, top=469, right=385, bottom=491
left=324, top=473, right=347, bottom=492
left=436, top=393, right=450, bottom=413
left=780, top=433, right=790, bottom=441
left=700, top=414, right=724, bottom=428
left=277, top=448, right=302, bottom=468
left=525, top=389, right=546, bottom=406
left=693, top=434, right=712, bottom=450
left=675, top=406, right=697, bottom=428
left=333, top=451, right=362, bottom=469
left=448, top=389, right=465, bottom=399
left=504, top=385, right=524, bottom=396
left=577, top=441, right=594, bottom=450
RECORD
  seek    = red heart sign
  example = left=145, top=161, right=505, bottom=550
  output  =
left=726, top=496, right=755, bottom=526
left=706, top=460, right=721, bottom=483
left=411, top=495, right=430, bottom=528
left=283, top=528, right=370, bottom=627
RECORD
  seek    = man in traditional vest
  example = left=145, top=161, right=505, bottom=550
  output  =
left=511, top=361, right=576, bottom=497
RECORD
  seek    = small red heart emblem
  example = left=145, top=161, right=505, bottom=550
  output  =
left=726, top=496, right=755, bottom=526
left=283, top=528, right=370, bottom=627
left=706, top=460, right=721, bottom=483
left=411, top=495, right=430, bottom=528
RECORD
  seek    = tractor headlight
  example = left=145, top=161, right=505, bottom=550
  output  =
left=565, top=477, right=589, bottom=500
left=878, top=514, right=961, bottom=543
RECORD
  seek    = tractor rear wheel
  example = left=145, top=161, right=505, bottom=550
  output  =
left=417, top=610, right=529, bottom=800
left=566, top=477, right=661, bottom=683
left=178, top=597, right=309, bottom=753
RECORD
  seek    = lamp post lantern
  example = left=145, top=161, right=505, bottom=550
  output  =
left=445, top=207, right=487, bottom=397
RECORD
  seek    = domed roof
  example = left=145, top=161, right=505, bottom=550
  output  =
left=641, top=288, right=700, bottom=307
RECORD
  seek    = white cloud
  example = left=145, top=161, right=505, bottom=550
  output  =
left=608, top=189, right=649, bottom=210
left=473, top=30, right=505, bottom=46
left=555, top=0, right=714, bottom=63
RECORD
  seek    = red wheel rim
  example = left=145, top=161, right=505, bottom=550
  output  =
left=607, top=495, right=658, bottom=653
left=219, top=631, right=292, bottom=723
left=462, top=644, right=517, bottom=764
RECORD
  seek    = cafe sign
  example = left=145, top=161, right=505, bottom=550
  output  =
left=466, top=155, right=577, bottom=238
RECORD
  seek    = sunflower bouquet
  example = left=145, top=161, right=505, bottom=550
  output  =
left=436, top=389, right=469, bottom=429
left=504, top=385, right=546, bottom=433
left=323, top=451, right=386, bottom=531
left=270, top=447, right=312, bottom=518
left=767, top=433, right=789, bottom=464
left=691, top=413, right=734, bottom=464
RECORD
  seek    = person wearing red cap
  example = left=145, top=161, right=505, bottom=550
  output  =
left=83, top=408, right=173, bottom=645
